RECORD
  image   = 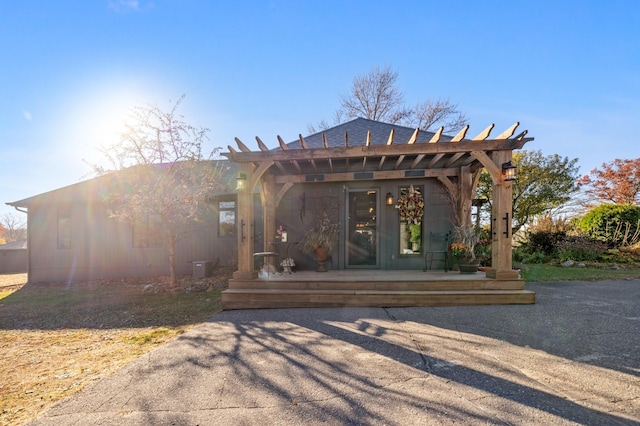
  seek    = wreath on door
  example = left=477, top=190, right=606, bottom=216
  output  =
left=394, top=185, right=424, bottom=224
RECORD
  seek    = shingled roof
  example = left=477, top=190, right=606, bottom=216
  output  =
left=284, top=117, right=452, bottom=149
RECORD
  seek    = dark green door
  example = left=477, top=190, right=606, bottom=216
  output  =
left=346, top=189, right=379, bottom=268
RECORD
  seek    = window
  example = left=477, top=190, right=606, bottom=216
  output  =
left=133, top=214, right=162, bottom=248
left=57, top=208, right=71, bottom=249
left=397, top=185, right=424, bottom=256
left=218, top=200, right=236, bottom=237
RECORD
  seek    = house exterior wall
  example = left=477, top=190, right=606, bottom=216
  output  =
left=0, top=250, right=27, bottom=273
left=26, top=199, right=239, bottom=283
left=273, top=177, right=454, bottom=271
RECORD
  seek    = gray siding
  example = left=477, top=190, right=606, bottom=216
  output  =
left=26, top=199, right=238, bottom=283
left=273, top=177, right=453, bottom=271
left=0, top=250, right=27, bottom=273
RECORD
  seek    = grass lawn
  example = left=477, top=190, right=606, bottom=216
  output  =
left=0, top=272, right=227, bottom=426
left=520, top=263, right=640, bottom=282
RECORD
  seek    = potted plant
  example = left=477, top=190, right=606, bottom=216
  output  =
left=280, top=257, right=295, bottom=274
left=301, top=211, right=339, bottom=272
left=409, top=223, right=422, bottom=252
left=451, top=223, right=480, bottom=273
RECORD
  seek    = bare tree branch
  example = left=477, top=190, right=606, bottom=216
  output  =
left=308, top=66, right=468, bottom=133
left=85, top=95, right=225, bottom=286
left=412, top=98, right=468, bottom=133
left=0, top=213, right=27, bottom=243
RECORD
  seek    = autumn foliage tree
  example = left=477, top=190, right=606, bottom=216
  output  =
left=88, top=95, right=224, bottom=286
left=577, top=158, right=640, bottom=205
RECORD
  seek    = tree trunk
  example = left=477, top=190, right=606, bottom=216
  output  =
left=168, top=235, right=177, bottom=287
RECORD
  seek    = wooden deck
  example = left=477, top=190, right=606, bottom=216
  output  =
left=222, top=270, right=535, bottom=310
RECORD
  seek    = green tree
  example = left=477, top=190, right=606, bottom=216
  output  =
left=476, top=150, right=580, bottom=233
left=87, top=95, right=225, bottom=286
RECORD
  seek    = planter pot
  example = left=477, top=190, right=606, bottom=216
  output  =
left=313, top=246, right=329, bottom=272
left=453, top=256, right=479, bottom=274
left=458, top=263, right=479, bottom=274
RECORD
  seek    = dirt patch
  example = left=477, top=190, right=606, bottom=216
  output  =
left=0, top=268, right=232, bottom=426
left=0, top=273, right=27, bottom=291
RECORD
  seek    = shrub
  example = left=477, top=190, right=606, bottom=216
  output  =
left=555, top=236, right=608, bottom=262
left=577, top=204, right=640, bottom=247
left=513, top=246, right=548, bottom=264
left=523, top=230, right=566, bottom=255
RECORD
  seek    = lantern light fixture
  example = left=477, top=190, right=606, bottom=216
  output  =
left=502, top=162, right=516, bottom=181
left=236, top=173, right=247, bottom=191
left=386, top=192, right=394, bottom=206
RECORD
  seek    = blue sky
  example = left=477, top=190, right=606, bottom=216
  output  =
left=1, top=0, right=639, bottom=217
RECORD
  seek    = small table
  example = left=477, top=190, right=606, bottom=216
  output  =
left=253, top=251, right=280, bottom=278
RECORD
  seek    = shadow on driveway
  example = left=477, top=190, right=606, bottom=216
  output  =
left=30, top=280, right=640, bottom=425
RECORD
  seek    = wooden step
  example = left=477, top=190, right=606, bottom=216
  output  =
left=228, top=278, right=525, bottom=291
left=222, top=288, right=536, bottom=310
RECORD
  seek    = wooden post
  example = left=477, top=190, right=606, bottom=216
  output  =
left=261, top=174, right=277, bottom=268
left=458, top=166, right=473, bottom=227
left=233, top=163, right=256, bottom=279
left=486, top=151, right=519, bottom=280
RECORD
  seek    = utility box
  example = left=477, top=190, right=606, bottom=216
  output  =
left=192, top=260, right=213, bottom=278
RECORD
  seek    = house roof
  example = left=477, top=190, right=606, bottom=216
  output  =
left=6, top=160, right=239, bottom=209
left=284, top=118, right=452, bottom=149
left=224, top=117, right=533, bottom=184
left=0, top=239, right=27, bottom=250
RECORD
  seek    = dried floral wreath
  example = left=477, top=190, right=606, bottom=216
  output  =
left=394, top=185, right=424, bottom=224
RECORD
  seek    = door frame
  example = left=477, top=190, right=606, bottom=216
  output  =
left=345, top=187, right=380, bottom=269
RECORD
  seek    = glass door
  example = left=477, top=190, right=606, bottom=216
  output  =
left=346, top=189, right=379, bottom=267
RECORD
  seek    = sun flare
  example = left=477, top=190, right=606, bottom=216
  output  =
left=66, top=88, right=145, bottom=167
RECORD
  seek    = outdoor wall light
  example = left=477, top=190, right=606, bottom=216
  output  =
left=502, top=162, right=516, bottom=181
left=236, top=173, right=247, bottom=191
left=386, top=192, right=394, bottom=206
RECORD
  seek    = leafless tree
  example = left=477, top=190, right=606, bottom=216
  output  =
left=413, top=98, right=468, bottom=133
left=0, top=213, right=27, bottom=244
left=87, top=95, right=225, bottom=286
left=339, top=66, right=412, bottom=123
left=308, top=65, right=467, bottom=134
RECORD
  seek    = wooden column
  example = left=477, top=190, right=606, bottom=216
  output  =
left=486, top=151, right=519, bottom=280
left=233, top=163, right=256, bottom=279
left=261, top=174, right=277, bottom=265
left=458, top=165, right=474, bottom=227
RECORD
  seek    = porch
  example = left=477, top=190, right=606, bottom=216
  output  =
left=222, top=270, right=535, bottom=310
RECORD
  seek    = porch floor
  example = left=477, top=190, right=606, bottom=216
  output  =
left=222, top=270, right=535, bottom=310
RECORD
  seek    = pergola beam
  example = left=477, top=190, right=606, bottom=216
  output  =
left=378, top=129, right=395, bottom=170
left=322, top=133, right=334, bottom=173
left=274, top=167, right=456, bottom=184
left=222, top=138, right=532, bottom=163
left=299, top=134, right=318, bottom=173
left=450, top=125, right=470, bottom=142
left=394, top=128, right=419, bottom=169
left=257, top=136, right=287, bottom=174
left=277, top=135, right=303, bottom=174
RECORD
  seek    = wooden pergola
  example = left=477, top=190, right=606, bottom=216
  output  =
left=222, top=120, right=533, bottom=283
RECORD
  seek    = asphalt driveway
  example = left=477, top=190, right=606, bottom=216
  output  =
left=29, top=280, right=640, bottom=425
